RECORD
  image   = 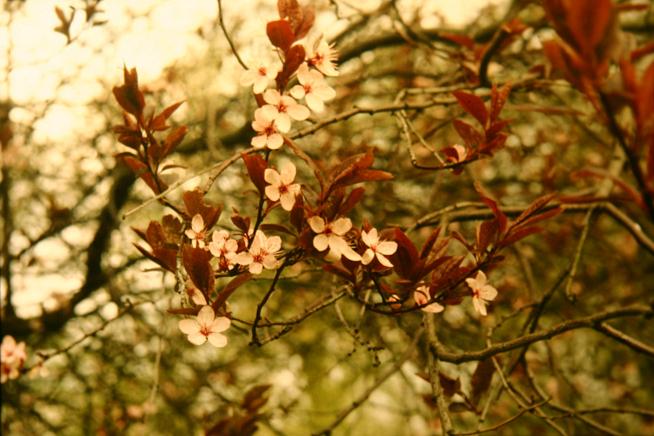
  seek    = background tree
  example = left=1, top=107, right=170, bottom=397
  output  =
left=2, top=0, right=654, bottom=435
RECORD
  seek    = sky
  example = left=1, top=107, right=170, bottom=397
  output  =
left=1, top=0, right=506, bottom=316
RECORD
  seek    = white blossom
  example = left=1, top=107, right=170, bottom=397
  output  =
left=413, top=285, right=444, bottom=313
left=306, top=37, right=339, bottom=76
left=308, top=216, right=361, bottom=262
left=251, top=108, right=285, bottom=150
left=261, top=90, right=310, bottom=132
left=240, top=61, right=279, bottom=94
left=178, top=306, right=231, bottom=347
left=290, top=64, right=336, bottom=113
left=185, top=214, right=207, bottom=248
left=465, top=270, right=498, bottom=316
left=208, top=230, right=238, bottom=270
left=235, top=230, right=281, bottom=274
left=264, top=163, right=301, bottom=211
left=361, top=228, right=397, bottom=268
left=1, top=336, right=27, bottom=383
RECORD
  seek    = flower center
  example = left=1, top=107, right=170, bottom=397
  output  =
left=200, top=325, right=212, bottom=337
left=258, top=67, right=267, bottom=76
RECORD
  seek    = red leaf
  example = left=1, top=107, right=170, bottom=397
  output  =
left=419, top=227, right=442, bottom=260
left=453, top=90, right=488, bottom=127
left=112, top=66, right=145, bottom=118
left=471, top=359, right=495, bottom=405
left=231, top=210, right=251, bottom=234
left=567, top=0, right=613, bottom=57
left=183, top=190, right=221, bottom=228
left=277, top=0, right=299, bottom=18
left=266, top=20, right=295, bottom=53
left=290, top=195, right=305, bottom=231
left=212, top=273, right=252, bottom=311
left=391, top=228, right=420, bottom=279
left=341, top=187, right=365, bottom=215
left=453, top=119, right=484, bottom=148
left=474, top=183, right=507, bottom=234
left=277, top=44, right=306, bottom=90
left=490, top=83, right=511, bottom=122
left=242, top=153, right=268, bottom=195
left=117, top=153, right=161, bottom=194
left=161, top=125, right=187, bottom=158
left=150, top=101, right=184, bottom=131
left=499, top=226, right=543, bottom=247
left=513, top=193, right=557, bottom=226
left=182, top=245, right=214, bottom=295
left=476, top=220, right=498, bottom=254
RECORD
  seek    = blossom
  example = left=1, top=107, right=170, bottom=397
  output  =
left=361, top=228, right=397, bottom=267
left=465, top=270, right=498, bottom=316
left=308, top=216, right=361, bottom=262
left=1, top=336, right=27, bottom=383
left=264, top=163, right=301, bottom=211
left=306, top=37, right=339, bottom=76
left=240, top=61, right=279, bottom=94
left=251, top=108, right=285, bottom=150
left=413, top=286, right=444, bottom=313
left=290, top=64, right=336, bottom=113
left=235, top=230, right=281, bottom=274
left=208, top=230, right=238, bottom=270
left=451, top=144, right=467, bottom=162
left=185, top=280, right=207, bottom=306
left=185, top=214, right=207, bottom=248
left=261, top=90, right=310, bottom=132
left=178, top=306, right=231, bottom=347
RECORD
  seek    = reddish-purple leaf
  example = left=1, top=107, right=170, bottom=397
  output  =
left=453, top=119, right=484, bottom=148
left=150, top=101, right=184, bottom=131
left=453, top=90, right=488, bottom=127
left=474, top=183, right=507, bottom=234
left=471, top=359, right=495, bottom=405
left=266, top=20, right=295, bottom=53
left=182, top=245, right=214, bottom=295
left=490, top=83, right=511, bottom=122
left=161, top=125, right=187, bottom=158
left=242, top=153, right=268, bottom=195
left=183, top=190, right=221, bottom=228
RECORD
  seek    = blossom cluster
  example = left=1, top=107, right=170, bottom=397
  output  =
left=241, top=36, right=338, bottom=150
left=1, top=335, right=27, bottom=383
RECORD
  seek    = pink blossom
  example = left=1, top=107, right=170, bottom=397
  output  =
left=185, top=214, right=207, bottom=248
left=235, top=230, right=281, bottom=274
left=308, top=216, right=361, bottom=262
left=251, top=108, right=285, bottom=150
left=306, top=37, right=339, bottom=76
left=208, top=230, right=238, bottom=270
left=178, top=306, right=231, bottom=347
left=1, top=335, right=27, bottom=383
left=240, top=61, right=279, bottom=94
left=264, top=162, right=301, bottom=211
left=261, top=90, right=310, bottom=132
left=361, top=228, right=397, bottom=268
left=413, top=286, right=444, bottom=313
left=465, top=270, right=498, bottom=316
left=290, top=64, right=336, bottom=113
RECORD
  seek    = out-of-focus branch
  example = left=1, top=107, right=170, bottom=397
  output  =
left=313, top=326, right=424, bottom=436
left=425, top=314, right=454, bottom=435
left=216, top=0, right=248, bottom=70
left=432, top=305, right=653, bottom=364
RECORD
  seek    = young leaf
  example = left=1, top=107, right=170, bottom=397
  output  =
left=453, top=119, right=484, bottom=148
left=241, top=153, right=268, bottom=195
left=453, top=90, right=488, bottom=127
left=182, top=245, right=214, bottom=295
left=266, top=20, right=295, bottom=53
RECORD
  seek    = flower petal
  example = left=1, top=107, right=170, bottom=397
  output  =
left=210, top=316, right=231, bottom=333
left=267, top=133, right=284, bottom=150
left=331, top=217, right=352, bottom=235
left=313, top=234, right=329, bottom=251
left=287, top=103, right=310, bottom=121
left=280, top=192, right=296, bottom=211
left=377, top=241, right=398, bottom=256
left=376, top=253, right=394, bottom=268
left=207, top=332, right=228, bottom=348
left=187, top=333, right=207, bottom=345
left=361, top=249, right=374, bottom=265
left=178, top=319, right=200, bottom=335
left=197, top=306, right=215, bottom=325
left=264, top=168, right=281, bottom=185
left=265, top=185, right=280, bottom=202
left=308, top=216, right=325, bottom=233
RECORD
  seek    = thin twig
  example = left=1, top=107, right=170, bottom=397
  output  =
left=217, top=0, right=248, bottom=70
left=425, top=314, right=454, bottom=435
